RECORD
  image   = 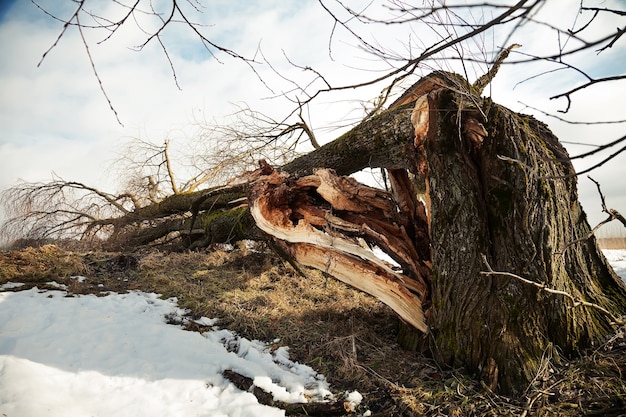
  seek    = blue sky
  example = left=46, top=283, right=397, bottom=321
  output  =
left=0, top=0, right=624, bottom=234
left=0, top=0, right=14, bottom=21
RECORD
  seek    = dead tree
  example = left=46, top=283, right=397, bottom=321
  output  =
left=10, top=0, right=624, bottom=396
left=242, top=72, right=626, bottom=394
left=3, top=70, right=626, bottom=393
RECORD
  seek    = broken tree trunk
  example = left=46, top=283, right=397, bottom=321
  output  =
left=99, top=184, right=263, bottom=250
left=420, top=81, right=626, bottom=394
left=245, top=72, right=626, bottom=394
left=76, top=96, right=420, bottom=251
left=247, top=161, right=430, bottom=331
left=73, top=69, right=626, bottom=393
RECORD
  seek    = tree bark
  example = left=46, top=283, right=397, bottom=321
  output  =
left=281, top=104, right=416, bottom=177
left=101, top=184, right=257, bottom=250
left=412, top=80, right=626, bottom=394
left=245, top=72, right=626, bottom=394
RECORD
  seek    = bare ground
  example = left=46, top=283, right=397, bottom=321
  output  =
left=1, top=244, right=625, bottom=416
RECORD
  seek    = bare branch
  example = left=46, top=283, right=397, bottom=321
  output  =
left=472, top=43, right=521, bottom=94
left=34, top=0, right=84, bottom=67
left=505, top=26, right=626, bottom=64
left=569, top=135, right=626, bottom=161
left=163, top=140, right=179, bottom=194
left=542, top=135, right=626, bottom=178
left=572, top=144, right=626, bottom=176
left=302, top=0, right=537, bottom=105
left=155, top=32, right=182, bottom=90
left=75, top=13, right=123, bottom=125
left=596, top=26, right=625, bottom=52
left=518, top=102, right=626, bottom=125
left=588, top=176, right=626, bottom=229
left=581, top=7, right=626, bottom=17
left=480, top=254, right=623, bottom=326
left=0, top=178, right=135, bottom=243
left=32, top=0, right=264, bottom=121
left=550, top=75, right=626, bottom=113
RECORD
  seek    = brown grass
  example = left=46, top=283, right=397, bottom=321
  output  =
left=598, top=237, right=626, bottom=250
left=1, top=243, right=625, bottom=416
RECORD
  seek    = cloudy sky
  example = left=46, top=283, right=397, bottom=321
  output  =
left=0, top=0, right=624, bottom=234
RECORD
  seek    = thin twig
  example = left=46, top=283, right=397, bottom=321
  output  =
left=588, top=176, right=626, bottom=228
left=480, top=254, right=622, bottom=326
left=76, top=14, right=124, bottom=126
left=550, top=75, right=626, bottom=113
left=555, top=175, right=626, bottom=253
left=518, top=101, right=626, bottom=125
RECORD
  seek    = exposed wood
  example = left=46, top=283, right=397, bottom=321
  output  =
left=246, top=71, right=626, bottom=394
left=281, top=242, right=427, bottom=332
left=386, top=169, right=431, bottom=280
left=25, top=68, right=625, bottom=395
left=3, top=67, right=624, bottom=397
left=388, top=71, right=457, bottom=109
left=247, top=165, right=429, bottom=332
left=68, top=83, right=428, bottom=251
left=410, top=95, right=430, bottom=147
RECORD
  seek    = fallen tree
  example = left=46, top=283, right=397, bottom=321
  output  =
left=240, top=71, right=626, bottom=394
left=3, top=72, right=626, bottom=394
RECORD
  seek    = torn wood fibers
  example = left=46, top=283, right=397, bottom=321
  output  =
left=247, top=73, right=482, bottom=333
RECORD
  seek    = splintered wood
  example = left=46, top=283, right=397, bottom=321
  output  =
left=248, top=165, right=430, bottom=332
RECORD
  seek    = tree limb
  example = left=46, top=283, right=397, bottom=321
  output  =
left=480, top=254, right=623, bottom=326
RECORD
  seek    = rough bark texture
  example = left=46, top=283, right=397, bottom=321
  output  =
left=281, top=104, right=416, bottom=177
left=421, top=84, right=626, bottom=394
left=105, top=185, right=259, bottom=250
left=80, top=70, right=626, bottom=394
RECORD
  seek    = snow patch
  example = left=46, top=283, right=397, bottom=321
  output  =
left=0, top=281, right=24, bottom=290
left=603, top=249, right=626, bottom=283
left=70, top=275, right=88, bottom=282
left=0, top=288, right=332, bottom=417
left=46, top=281, right=68, bottom=290
left=344, top=390, right=364, bottom=412
left=193, top=316, right=218, bottom=327
left=0, top=251, right=622, bottom=416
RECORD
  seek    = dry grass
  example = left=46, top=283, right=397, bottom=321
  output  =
left=598, top=237, right=626, bottom=250
left=1, top=244, right=625, bottom=416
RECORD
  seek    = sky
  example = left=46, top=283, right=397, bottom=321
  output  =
left=0, top=249, right=624, bottom=416
left=0, top=0, right=625, bottom=235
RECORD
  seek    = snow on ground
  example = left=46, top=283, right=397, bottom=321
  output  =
left=604, top=249, right=626, bottom=283
left=0, top=288, right=337, bottom=417
left=0, top=250, right=624, bottom=417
